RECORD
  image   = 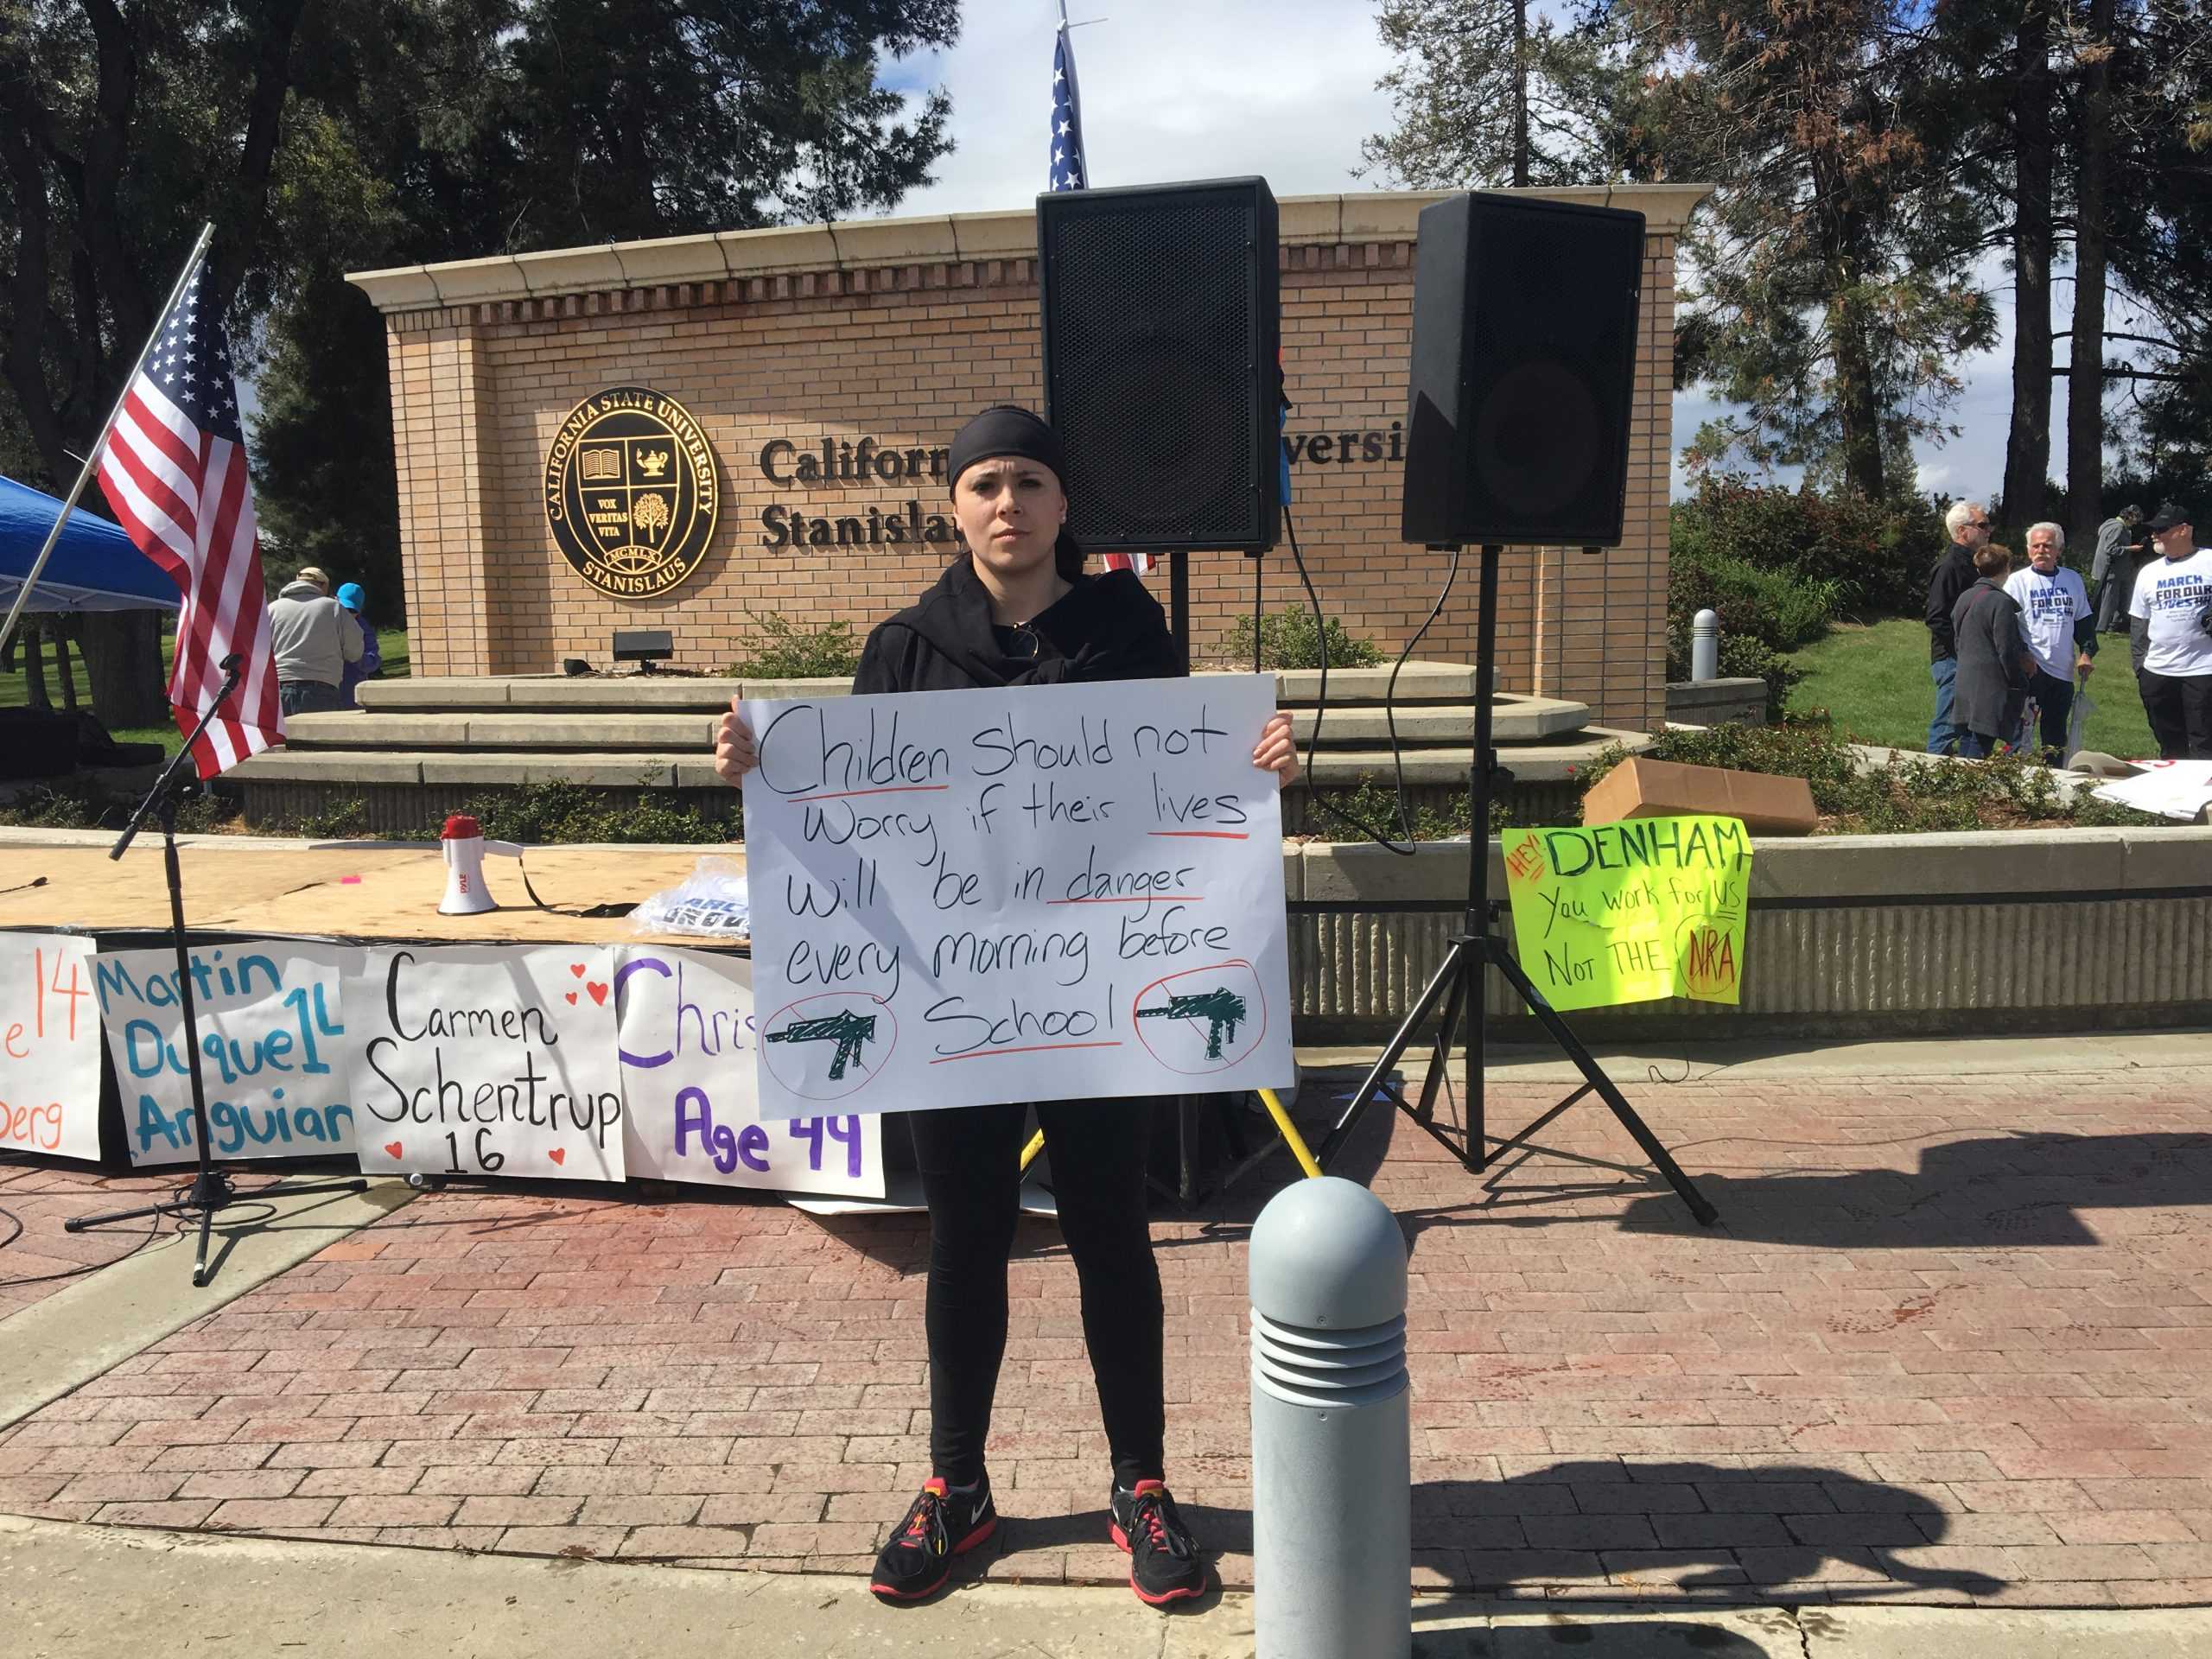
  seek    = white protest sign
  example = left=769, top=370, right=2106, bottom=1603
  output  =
left=741, top=674, right=1294, bottom=1117
left=614, top=947, right=883, bottom=1198
left=0, top=933, right=105, bottom=1161
left=2092, top=758, right=2212, bottom=822
left=92, top=941, right=357, bottom=1167
left=348, top=945, right=626, bottom=1183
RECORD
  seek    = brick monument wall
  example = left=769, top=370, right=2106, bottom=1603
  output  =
left=360, top=187, right=1703, bottom=724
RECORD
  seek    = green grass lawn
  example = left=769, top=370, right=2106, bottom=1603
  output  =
left=2, top=624, right=410, bottom=756
left=1790, top=615, right=2158, bottom=760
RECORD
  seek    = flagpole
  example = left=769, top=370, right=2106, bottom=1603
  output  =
left=0, top=220, right=216, bottom=664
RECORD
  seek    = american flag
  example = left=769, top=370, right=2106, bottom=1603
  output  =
left=1048, top=18, right=1152, bottom=576
left=94, top=257, right=283, bottom=778
left=1048, top=22, right=1086, bottom=192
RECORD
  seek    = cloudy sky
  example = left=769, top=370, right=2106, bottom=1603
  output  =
left=882, top=0, right=2033, bottom=505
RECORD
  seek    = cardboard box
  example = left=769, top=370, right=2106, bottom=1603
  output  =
left=1581, top=755, right=1819, bottom=836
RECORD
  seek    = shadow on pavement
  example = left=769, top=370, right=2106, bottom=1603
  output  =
left=1417, top=1460, right=2005, bottom=1602
left=975, top=1459, right=2004, bottom=1604
left=1412, top=1611, right=1777, bottom=1656
left=1616, top=1130, right=2212, bottom=1247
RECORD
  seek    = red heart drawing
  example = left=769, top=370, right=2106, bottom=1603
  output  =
left=564, top=991, right=578, bottom=1005
left=547, top=1147, right=567, bottom=1166
left=383, top=1141, right=403, bottom=1160
left=569, top=963, right=587, bottom=978
left=586, top=982, right=609, bottom=1006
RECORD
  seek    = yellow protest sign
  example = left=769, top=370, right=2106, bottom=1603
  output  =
left=1501, top=816, right=1751, bottom=1011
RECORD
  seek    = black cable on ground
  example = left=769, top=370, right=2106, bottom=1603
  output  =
left=0, top=1196, right=165, bottom=1289
left=1281, top=501, right=1460, bottom=855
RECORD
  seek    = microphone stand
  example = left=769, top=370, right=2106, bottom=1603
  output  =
left=65, top=655, right=366, bottom=1287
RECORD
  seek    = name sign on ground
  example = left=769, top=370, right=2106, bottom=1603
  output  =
left=1, top=932, right=104, bottom=1160
left=614, top=946, right=882, bottom=1198
left=92, top=941, right=357, bottom=1166
left=1503, top=816, right=1752, bottom=1011
left=347, top=944, right=626, bottom=1182
left=741, top=674, right=1295, bottom=1117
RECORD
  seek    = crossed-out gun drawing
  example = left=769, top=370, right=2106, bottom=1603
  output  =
left=765, top=1010, right=877, bottom=1080
left=1135, top=988, right=1248, bottom=1062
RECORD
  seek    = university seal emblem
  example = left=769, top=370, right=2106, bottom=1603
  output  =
left=543, top=386, right=719, bottom=598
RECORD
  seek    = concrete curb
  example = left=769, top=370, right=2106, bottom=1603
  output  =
left=5, top=1516, right=2211, bottom=1656
left=0, top=1178, right=414, bottom=1433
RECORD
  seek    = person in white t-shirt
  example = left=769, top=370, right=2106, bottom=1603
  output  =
left=2128, top=501, right=2212, bottom=760
left=2003, top=522, right=2097, bottom=762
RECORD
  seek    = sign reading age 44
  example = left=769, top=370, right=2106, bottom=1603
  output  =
left=1503, top=816, right=1752, bottom=1012
left=740, top=674, right=1296, bottom=1118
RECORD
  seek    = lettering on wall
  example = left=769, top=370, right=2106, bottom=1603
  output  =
left=750, top=425, right=1405, bottom=549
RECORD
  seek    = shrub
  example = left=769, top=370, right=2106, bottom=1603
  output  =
left=1576, top=722, right=2174, bottom=834
left=0, top=780, right=234, bottom=832
left=1669, top=543, right=1839, bottom=655
left=467, top=780, right=731, bottom=845
left=1224, top=607, right=1385, bottom=670
left=1671, top=478, right=1945, bottom=617
left=729, top=611, right=862, bottom=680
left=1311, top=773, right=1515, bottom=841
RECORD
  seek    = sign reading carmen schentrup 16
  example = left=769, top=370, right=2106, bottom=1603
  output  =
left=543, top=386, right=720, bottom=599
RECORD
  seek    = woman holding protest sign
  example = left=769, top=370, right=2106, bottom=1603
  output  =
left=714, top=404, right=1299, bottom=1608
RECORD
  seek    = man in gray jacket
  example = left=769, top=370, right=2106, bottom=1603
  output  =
left=267, top=566, right=364, bottom=716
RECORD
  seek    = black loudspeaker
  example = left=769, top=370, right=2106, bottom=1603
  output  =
left=1038, top=177, right=1280, bottom=553
left=1401, top=193, right=1645, bottom=548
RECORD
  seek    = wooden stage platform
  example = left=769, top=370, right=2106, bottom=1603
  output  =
left=0, top=837, right=747, bottom=945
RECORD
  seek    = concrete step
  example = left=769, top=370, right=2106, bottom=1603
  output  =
left=356, top=663, right=1565, bottom=716
left=1299, top=702, right=1589, bottom=746
left=292, top=701, right=1590, bottom=754
left=1310, top=729, right=1651, bottom=785
left=281, top=712, right=718, bottom=751
left=229, top=728, right=1650, bottom=791
left=361, top=676, right=760, bottom=712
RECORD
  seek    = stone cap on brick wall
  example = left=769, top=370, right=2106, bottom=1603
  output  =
left=347, top=182, right=1714, bottom=315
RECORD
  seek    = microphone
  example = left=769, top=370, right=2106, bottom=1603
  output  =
left=219, top=652, right=241, bottom=672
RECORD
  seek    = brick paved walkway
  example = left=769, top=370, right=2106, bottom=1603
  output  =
left=0, top=1162, right=180, bottom=1319
left=5, top=1064, right=2212, bottom=1607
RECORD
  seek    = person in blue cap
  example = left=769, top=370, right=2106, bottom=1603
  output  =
left=334, top=582, right=381, bottom=708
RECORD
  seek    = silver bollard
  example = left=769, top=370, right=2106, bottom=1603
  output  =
left=1690, top=607, right=1720, bottom=683
left=1249, top=1176, right=1411, bottom=1659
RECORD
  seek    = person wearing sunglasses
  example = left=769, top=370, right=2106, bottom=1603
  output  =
left=1925, top=500, right=1993, bottom=754
left=712, top=404, right=1299, bottom=1609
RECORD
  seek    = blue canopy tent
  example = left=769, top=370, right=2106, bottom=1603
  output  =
left=0, top=473, right=179, bottom=613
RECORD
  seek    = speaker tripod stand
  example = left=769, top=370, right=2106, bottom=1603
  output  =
left=1308, top=544, right=1717, bottom=1227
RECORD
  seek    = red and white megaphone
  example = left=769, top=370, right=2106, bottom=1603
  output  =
left=438, top=813, right=524, bottom=915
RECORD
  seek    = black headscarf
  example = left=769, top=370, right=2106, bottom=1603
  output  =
left=945, top=404, right=1084, bottom=580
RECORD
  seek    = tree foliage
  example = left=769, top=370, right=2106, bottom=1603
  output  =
left=1358, top=0, right=1665, bottom=188
left=0, top=0, right=959, bottom=693
left=1363, top=0, right=2211, bottom=514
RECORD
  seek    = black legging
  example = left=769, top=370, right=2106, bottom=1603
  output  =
left=907, top=1096, right=1165, bottom=1491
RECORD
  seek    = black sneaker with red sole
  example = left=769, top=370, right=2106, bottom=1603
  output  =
left=870, top=1478, right=998, bottom=1602
left=1109, top=1479, right=1207, bottom=1605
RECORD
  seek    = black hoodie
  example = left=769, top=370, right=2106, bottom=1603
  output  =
left=851, top=554, right=1181, bottom=695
